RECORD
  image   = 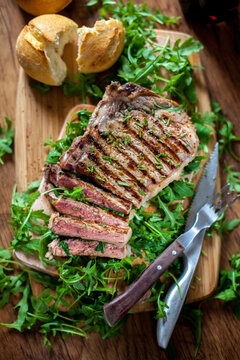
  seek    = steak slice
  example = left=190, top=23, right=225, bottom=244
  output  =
left=60, top=82, right=199, bottom=208
left=48, top=238, right=131, bottom=259
left=44, top=163, right=132, bottom=214
left=45, top=183, right=129, bottom=227
left=49, top=213, right=132, bottom=245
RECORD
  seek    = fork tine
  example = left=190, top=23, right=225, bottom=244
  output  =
left=211, top=183, right=230, bottom=204
left=216, top=194, right=240, bottom=218
left=213, top=191, right=234, bottom=210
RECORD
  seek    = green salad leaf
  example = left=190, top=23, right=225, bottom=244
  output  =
left=215, top=253, right=240, bottom=320
left=44, top=109, right=92, bottom=164
left=0, top=117, right=14, bottom=165
left=211, top=100, right=240, bottom=161
left=30, top=82, right=51, bottom=95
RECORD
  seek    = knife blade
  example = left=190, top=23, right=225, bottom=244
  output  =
left=185, top=143, right=219, bottom=230
left=157, top=143, right=219, bottom=349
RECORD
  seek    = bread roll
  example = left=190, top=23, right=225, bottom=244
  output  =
left=16, top=14, right=78, bottom=86
left=77, top=18, right=125, bottom=73
left=16, top=0, right=72, bottom=16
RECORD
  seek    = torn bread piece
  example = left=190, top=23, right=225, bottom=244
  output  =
left=16, top=14, right=78, bottom=85
left=77, top=18, right=125, bottom=73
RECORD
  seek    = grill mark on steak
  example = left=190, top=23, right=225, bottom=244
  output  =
left=92, top=133, right=159, bottom=187
left=96, top=125, right=167, bottom=179
left=44, top=163, right=132, bottom=214
left=71, top=156, right=141, bottom=206
left=140, top=118, right=182, bottom=160
left=61, top=140, right=144, bottom=206
left=130, top=109, right=189, bottom=160
left=95, top=126, right=166, bottom=180
left=122, top=119, right=174, bottom=171
left=127, top=116, right=180, bottom=165
left=87, top=133, right=147, bottom=191
left=60, top=82, right=199, bottom=208
left=119, top=124, right=172, bottom=171
left=87, top=151, right=143, bottom=202
left=154, top=120, right=190, bottom=155
left=45, top=183, right=129, bottom=227
left=128, top=143, right=160, bottom=179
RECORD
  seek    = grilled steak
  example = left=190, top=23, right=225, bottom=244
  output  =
left=45, top=183, right=129, bottom=227
left=48, top=238, right=131, bottom=259
left=49, top=213, right=132, bottom=245
left=44, top=163, right=131, bottom=214
left=60, top=82, right=199, bottom=208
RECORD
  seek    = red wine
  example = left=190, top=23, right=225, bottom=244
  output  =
left=179, top=0, right=238, bottom=23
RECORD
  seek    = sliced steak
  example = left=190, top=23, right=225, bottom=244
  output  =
left=48, top=238, right=131, bottom=259
left=44, top=163, right=131, bottom=214
left=60, top=82, right=199, bottom=208
left=49, top=213, right=132, bottom=245
left=45, top=183, right=129, bottom=227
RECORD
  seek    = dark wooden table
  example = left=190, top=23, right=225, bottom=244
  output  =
left=1, top=0, right=240, bottom=359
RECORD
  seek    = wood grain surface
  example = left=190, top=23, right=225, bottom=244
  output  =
left=0, top=0, right=240, bottom=359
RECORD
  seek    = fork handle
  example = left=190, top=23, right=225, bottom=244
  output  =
left=103, top=240, right=184, bottom=327
left=157, top=230, right=205, bottom=348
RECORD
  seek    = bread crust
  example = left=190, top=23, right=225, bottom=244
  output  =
left=16, top=0, right=72, bottom=16
left=16, top=16, right=125, bottom=84
left=28, top=14, right=77, bottom=43
left=16, top=26, right=56, bottom=85
left=16, top=15, right=78, bottom=86
left=77, top=18, right=125, bottom=73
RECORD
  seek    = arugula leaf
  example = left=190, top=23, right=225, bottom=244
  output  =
left=183, top=155, right=205, bottom=175
left=0, top=117, right=14, bottom=165
left=30, top=82, right=51, bottom=95
left=62, top=73, right=103, bottom=103
left=215, top=252, right=240, bottom=320
left=190, top=109, right=216, bottom=153
left=1, top=283, right=31, bottom=331
left=215, top=288, right=236, bottom=301
left=59, top=241, right=71, bottom=257
left=45, top=109, right=91, bottom=164
left=173, top=180, right=195, bottom=198
left=211, top=99, right=240, bottom=161
left=87, top=0, right=98, bottom=6
left=224, top=163, right=240, bottom=192
left=94, top=242, right=106, bottom=253
left=219, top=218, right=240, bottom=235
left=0, top=248, right=11, bottom=260
left=62, top=187, right=87, bottom=202
left=8, top=182, right=49, bottom=255
left=154, top=104, right=183, bottom=113
left=210, top=216, right=240, bottom=242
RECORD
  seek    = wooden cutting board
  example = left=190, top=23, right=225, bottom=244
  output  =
left=14, top=29, right=221, bottom=305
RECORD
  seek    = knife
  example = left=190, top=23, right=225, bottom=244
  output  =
left=156, top=142, right=219, bottom=349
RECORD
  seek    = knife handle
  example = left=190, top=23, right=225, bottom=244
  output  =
left=103, top=241, right=184, bottom=327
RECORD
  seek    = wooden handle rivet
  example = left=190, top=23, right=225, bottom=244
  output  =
left=157, top=265, right=162, bottom=270
left=172, top=250, right=177, bottom=256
